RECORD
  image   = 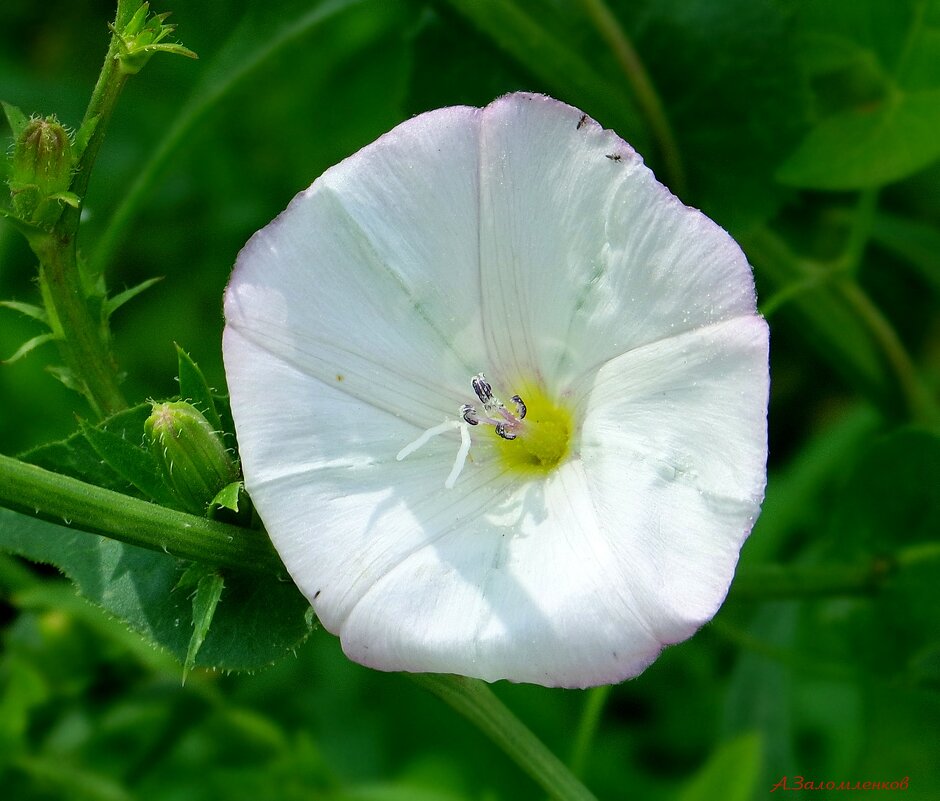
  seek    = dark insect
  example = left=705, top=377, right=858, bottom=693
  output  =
left=606, top=153, right=622, bottom=162
left=577, top=113, right=588, bottom=130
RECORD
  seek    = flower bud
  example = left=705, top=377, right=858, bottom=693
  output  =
left=9, top=116, right=74, bottom=227
left=145, top=401, right=238, bottom=516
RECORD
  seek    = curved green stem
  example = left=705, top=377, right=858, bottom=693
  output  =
left=577, top=0, right=686, bottom=194
left=412, top=674, right=599, bottom=801
left=569, top=685, right=612, bottom=778
left=0, top=453, right=281, bottom=573
left=744, top=225, right=935, bottom=423
left=835, top=278, right=934, bottom=424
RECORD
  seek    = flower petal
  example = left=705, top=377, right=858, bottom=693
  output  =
left=224, top=105, right=485, bottom=425
left=478, top=93, right=758, bottom=391
left=340, top=457, right=665, bottom=688
left=578, top=315, right=769, bottom=642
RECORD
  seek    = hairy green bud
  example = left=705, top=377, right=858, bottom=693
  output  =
left=145, top=401, right=238, bottom=516
left=9, top=116, right=78, bottom=228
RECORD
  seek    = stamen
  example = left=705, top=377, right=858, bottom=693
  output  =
left=472, top=373, right=493, bottom=405
left=444, top=423, right=472, bottom=489
left=397, top=375, right=534, bottom=488
left=460, top=404, right=479, bottom=425
left=397, top=420, right=460, bottom=461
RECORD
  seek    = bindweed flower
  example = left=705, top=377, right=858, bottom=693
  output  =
left=222, top=93, right=769, bottom=688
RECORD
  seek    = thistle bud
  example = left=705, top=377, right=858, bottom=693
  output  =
left=9, top=116, right=74, bottom=226
left=145, top=401, right=238, bottom=516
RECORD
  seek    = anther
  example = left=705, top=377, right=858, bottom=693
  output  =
left=495, top=423, right=517, bottom=441
left=511, top=395, right=527, bottom=419
left=460, top=404, right=479, bottom=425
left=472, top=373, right=493, bottom=405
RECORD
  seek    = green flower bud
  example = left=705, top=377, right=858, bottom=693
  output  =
left=9, top=116, right=75, bottom=227
left=145, top=401, right=238, bottom=516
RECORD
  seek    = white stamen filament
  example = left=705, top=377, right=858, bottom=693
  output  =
left=445, top=422, right=472, bottom=489
left=396, top=420, right=459, bottom=461
left=397, top=419, right=474, bottom=489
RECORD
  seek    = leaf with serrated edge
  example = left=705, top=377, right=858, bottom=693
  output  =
left=80, top=420, right=179, bottom=508
left=183, top=569, right=225, bottom=683
left=0, top=508, right=314, bottom=671
left=176, top=344, right=223, bottom=432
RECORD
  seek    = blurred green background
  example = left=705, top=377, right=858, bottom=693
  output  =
left=1, top=0, right=938, bottom=799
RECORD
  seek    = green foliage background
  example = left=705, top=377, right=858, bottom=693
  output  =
left=1, top=0, right=938, bottom=799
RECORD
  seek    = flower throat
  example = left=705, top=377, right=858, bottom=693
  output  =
left=461, top=374, right=572, bottom=476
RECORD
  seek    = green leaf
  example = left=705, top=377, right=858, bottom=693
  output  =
left=777, top=90, right=940, bottom=189
left=0, top=300, right=48, bottom=323
left=779, top=0, right=940, bottom=189
left=23, top=404, right=155, bottom=495
left=1, top=100, right=29, bottom=139
left=0, top=507, right=314, bottom=672
left=176, top=344, right=223, bottom=432
left=678, top=733, right=763, bottom=801
left=212, top=481, right=242, bottom=512
left=183, top=568, right=225, bottom=683
left=102, top=276, right=162, bottom=319
left=3, top=332, right=56, bottom=364
left=79, top=420, right=179, bottom=508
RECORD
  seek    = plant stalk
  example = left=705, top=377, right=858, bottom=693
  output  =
left=412, top=674, right=599, bottom=801
left=0, top=453, right=281, bottom=573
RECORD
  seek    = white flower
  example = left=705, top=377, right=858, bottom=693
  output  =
left=222, top=92, right=768, bottom=688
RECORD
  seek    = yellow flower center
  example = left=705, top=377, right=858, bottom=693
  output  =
left=493, top=384, right=573, bottom=476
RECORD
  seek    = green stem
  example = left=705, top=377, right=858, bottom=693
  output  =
left=745, top=225, right=934, bottom=422
left=838, top=187, right=879, bottom=275
left=34, top=237, right=127, bottom=417
left=0, top=453, right=281, bottom=573
left=59, top=0, right=135, bottom=231
left=835, top=278, right=934, bottom=424
left=33, top=1, right=138, bottom=416
left=577, top=0, right=686, bottom=195
left=412, top=674, right=599, bottom=801
left=569, top=685, right=612, bottom=778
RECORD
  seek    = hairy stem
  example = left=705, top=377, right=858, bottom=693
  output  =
left=35, top=237, right=126, bottom=417
left=412, top=674, right=599, bottom=801
left=577, top=0, right=686, bottom=194
left=0, top=453, right=281, bottom=573
left=34, top=0, right=138, bottom=416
